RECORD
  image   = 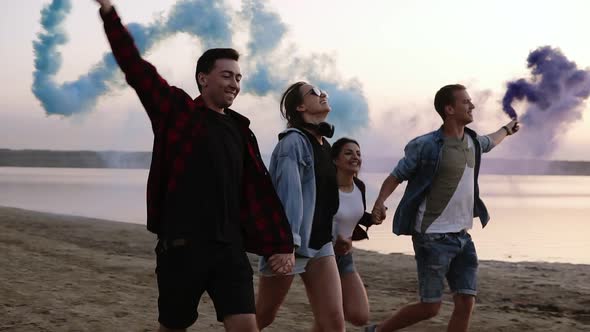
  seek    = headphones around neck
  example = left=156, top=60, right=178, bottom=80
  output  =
left=301, top=122, right=335, bottom=138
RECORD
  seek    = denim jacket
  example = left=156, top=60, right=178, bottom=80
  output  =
left=267, top=128, right=319, bottom=257
left=390, top=127, right=495, bottom=235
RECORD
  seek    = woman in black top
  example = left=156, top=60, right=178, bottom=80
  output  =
left=256, top=82, right=344, bottom=331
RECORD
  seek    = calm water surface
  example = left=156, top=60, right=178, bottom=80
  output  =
left=1, top=167, right=588, bottom=264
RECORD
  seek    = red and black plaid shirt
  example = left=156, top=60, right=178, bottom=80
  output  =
left=101, top=8, right=293, bottom=256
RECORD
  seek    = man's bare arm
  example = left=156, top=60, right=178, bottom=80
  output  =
left=488, top=119, right=520, bottom=146
left=372, top=175, right=401, bottom=223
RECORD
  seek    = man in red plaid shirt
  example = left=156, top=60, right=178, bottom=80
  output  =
left=92, top=1, right=295, bottom=331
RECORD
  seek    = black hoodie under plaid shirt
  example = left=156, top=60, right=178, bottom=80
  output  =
left=100, top=8, right=293, bottom=256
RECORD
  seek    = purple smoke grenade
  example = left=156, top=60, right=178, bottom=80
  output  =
left=502, top=46, right=590, bottom=122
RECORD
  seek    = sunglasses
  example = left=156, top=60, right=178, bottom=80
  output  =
left=303, top=86, right=328, bottom=98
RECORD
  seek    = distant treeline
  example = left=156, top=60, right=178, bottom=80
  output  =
left=1, top=149, right=589, bottom=175
left=359, top=157, right=590, bottom=176
left=0, top=149, right=151, bottom=169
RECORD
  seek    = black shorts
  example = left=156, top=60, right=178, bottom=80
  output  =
left=155, top=240, right=255, bottom=329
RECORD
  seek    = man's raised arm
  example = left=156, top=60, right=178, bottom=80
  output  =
left=92, top=0, right=175, bottom=123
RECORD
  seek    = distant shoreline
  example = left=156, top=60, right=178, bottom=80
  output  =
left=1, top=148, right=590, bottom=175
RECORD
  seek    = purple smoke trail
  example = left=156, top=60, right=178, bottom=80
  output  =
left=501, top=46, right=590, bottom=157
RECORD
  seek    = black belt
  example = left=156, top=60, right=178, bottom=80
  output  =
left=157, top=238, right=189, bottom=253
left=447, top=229, right=468, bottom=236
left=414, top=229, right=468, bottom=236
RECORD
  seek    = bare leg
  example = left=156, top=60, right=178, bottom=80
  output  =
left=341, top=271, right=369, bottom=326
left=224, top=313, right=258, bottom=332
left=377, top=301, right=441, bottom=332
left=300, top=256, right=345, bottom=332
left=255, top=275, right=294, bottom=330
left=447, top=294, right=475, bottom=332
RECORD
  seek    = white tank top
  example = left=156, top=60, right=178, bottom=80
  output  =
left=332, top=182, right=365, bottom=240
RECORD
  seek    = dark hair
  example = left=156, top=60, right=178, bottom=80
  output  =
left=280, top=81, right=307, bottom=127
left=434, top=84, right=466, bottom=119
left=195, top=48, right=240, bottom=92
left=331, top=137, right=360, bottom=160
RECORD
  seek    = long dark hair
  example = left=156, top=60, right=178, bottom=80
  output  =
left=332, top=137, right=361, bottom=178
left=280, top=81, right=307, bottom=128
left=331, top=137, right=360, bottom=160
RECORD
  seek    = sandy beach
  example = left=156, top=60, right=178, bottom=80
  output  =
left=1, top=206, right=589, bottom=331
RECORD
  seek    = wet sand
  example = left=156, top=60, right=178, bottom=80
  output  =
left=1, top=206, right=589, bottom=331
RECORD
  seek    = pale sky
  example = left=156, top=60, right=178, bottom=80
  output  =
left=1, top=0, right=589, bottom=160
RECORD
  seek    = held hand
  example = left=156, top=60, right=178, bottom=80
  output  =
left=504, top=120, right=520, bottom=135
left=268, top=252, right=295, bottom=275
left=371, top=203, right=387, bottom=225
left=93, top=0, right=113, bottom=13
left=371, top=211, right=384, bottom=225
left=334, top=235, right=352, bottom=256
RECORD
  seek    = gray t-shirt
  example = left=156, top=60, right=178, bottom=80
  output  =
left=415, top=134, right=475, bottom=233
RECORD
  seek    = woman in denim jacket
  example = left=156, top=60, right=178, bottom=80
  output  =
left=256, top=82, right=345, bottom=331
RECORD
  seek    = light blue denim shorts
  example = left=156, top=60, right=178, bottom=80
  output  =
left=259, top=242, right=334, bottom=276
left=335, top=252, right=356, bottom=275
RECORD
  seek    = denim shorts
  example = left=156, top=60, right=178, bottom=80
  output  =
left=412, top=231, right=478, bottom=303
left=335, top=252, right=356, bottom=275
left=258, top=242, right=334, bottom=276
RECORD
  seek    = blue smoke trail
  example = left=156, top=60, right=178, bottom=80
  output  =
left=33, top=0, right=370, bottom=134
left=32, top=0, right=232, bottom=116
left=32, top=0, right=110, bottom=116
left=240, top=0, right=370, bottom=134
left=240, top=0, right=287, bottom=95
left=502, top=46, right=590, bottom=157
left=162, top=0, right=232, bottom=48
left=314, top=79, right=370, bottom=135
left=242, top=0, right=285, bottom=57
left=244, top=65, right=287, bottom=96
